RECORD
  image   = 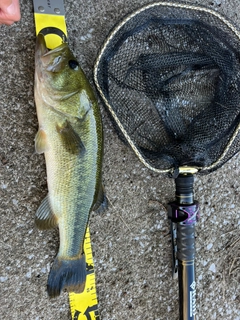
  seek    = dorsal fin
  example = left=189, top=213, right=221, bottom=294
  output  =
left=92, top=184, right=108, bottom=214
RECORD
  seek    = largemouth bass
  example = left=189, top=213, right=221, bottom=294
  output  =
left=34, top=34, right=105, bottom=298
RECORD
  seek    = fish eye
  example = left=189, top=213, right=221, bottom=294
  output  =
left=68, top=60, right=79, bottom=70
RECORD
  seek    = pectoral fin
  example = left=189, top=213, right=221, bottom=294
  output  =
left=35, top=195, right=58, bottom=230
left=56, top=121, right=85, bottom=155
left=92, top=184, right=108, bottom=214
left=35, top=129, right=49, bottom=154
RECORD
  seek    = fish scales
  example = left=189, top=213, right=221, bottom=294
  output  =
left=44, top=107, right=100, bottom=257
left=34, top=34, right=104, bottom=297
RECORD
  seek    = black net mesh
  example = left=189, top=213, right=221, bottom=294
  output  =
left=94, top=2, right=240, bottom=174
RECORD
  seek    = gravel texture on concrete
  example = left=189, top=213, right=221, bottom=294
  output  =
left=0, top=0, right=239, bottom=319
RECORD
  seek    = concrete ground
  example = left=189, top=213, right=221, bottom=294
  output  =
left=0, top=0, right=239, bottom=319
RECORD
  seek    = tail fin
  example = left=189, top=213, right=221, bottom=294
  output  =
left=47, top=254, right=86, bottom=298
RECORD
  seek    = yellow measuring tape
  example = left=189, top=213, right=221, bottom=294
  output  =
left=69, top=227, right=100, bottom=320
left=33, top=1, right=100, bottom=319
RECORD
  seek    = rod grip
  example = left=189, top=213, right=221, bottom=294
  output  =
left=177, top=222, right=195, bottom=261
left=177, top=223, right=196, bottom=320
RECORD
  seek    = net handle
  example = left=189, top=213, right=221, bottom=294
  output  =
left=168, top=174, right=199, bottom=319
left=177, top=224, right=196, bottom=320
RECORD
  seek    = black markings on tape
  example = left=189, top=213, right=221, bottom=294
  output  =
left=74, top=305, right=99, bottom=320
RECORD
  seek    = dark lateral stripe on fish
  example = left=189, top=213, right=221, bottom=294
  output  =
left=47, top=255, right=87, bottom=298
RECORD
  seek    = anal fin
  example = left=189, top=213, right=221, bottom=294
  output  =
left=35, top=195, right=58, bottom=230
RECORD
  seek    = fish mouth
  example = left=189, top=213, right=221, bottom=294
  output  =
left=35, top=33, right=48, bottom=57
left=35, top=34, right=68, bottom=73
